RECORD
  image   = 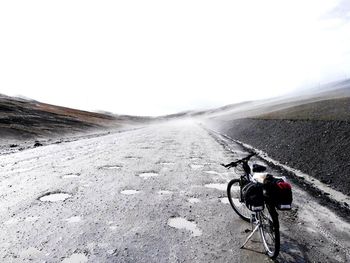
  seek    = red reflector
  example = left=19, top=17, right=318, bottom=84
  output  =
left=277, top=182, right=292, bottom=190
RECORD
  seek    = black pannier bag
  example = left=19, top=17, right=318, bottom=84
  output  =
left=242, top=182, right=264, bottom=211
left=263, top=174, right=293, bottom=210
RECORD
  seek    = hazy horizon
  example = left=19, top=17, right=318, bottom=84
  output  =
left=1, top=77, right=348, bottom=118
left=1, top=0, right=349, bottom=116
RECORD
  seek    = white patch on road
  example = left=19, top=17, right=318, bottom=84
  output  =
left=305, top=226, right=317, bottom=234
left=62, top=173, right=80, bottom=179
left=107, top=249, right=115, bottom=255
left=159, top=162, right=175, bottom=166
left=167, top=217, right=202, bottom=237
left=10, top=167, right=36, bottom=174
left=62, top=253, right=88, bottom=263
left=100, top=165, right=122, bottom=170
left=86, top=242, right=95, bottom=251
left=138, top=172, right=159, bottom=179
left=205, top=183, right=227, bottom=191
left=190, top=164, right=203, bottom=170
left=64, top=216, right=82, bottom=223
left=121, top=190, right=140, bottom=195
left=19, top=247, right=42, bottom=259
left=25, top=216, right=40, bottom=222
left=39, top=193, right=71, bottom=202
left=220, top=198, right=230, bottom=204
left=188, top=198, right=200, bottom=203
left=204, top=171, right=220, bottom=175
left=3, top=218, right=19, bottom=225
left=158, top=190, right=173, bottom=195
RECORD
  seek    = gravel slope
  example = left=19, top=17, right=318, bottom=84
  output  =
left=209, top=118, right=350, bottom=196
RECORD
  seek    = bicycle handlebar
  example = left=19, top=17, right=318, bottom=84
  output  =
left=221, top=153, right=256, bottom=169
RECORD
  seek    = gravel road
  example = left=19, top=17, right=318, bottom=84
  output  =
left=1, top=120, right=349, bottom=262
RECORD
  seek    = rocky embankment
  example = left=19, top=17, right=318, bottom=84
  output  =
left=213, top=118, right=350, bottom=196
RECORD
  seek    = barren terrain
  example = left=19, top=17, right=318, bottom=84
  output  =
left=1, top=121, right=349, bottom=262
left=1, top=79, right=350, bottom=262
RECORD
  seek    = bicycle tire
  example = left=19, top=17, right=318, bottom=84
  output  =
left=227, top=179, right=251, bottom=222
left=259, top=204, right=280, bottom=259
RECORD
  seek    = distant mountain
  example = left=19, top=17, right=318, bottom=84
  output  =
left=305, top=79, right=350, bottom=97
left=197, top=78, right=350, bottom=121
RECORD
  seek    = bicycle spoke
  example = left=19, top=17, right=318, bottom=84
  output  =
left=227, top=179, right=251, bottom=222
left=259, top=207, right=280, bottom=259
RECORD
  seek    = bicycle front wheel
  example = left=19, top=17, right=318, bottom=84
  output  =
left=227, top=179, right=251, bottom=222
left=258, top=204, right=280, bottom=259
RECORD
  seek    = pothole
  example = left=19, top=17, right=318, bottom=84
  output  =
left=188, top=198, right=200, bottom=204
left=99, top=165, right=122, bottom=170
left=190, top=164, right=203, bottom=170
left=121, top=190, right=140, bottom=195
left=204, top=183, right=226, bottom=191
left=158, top=190, right=173, bottom=195
left=62, top=253, right=88, bottom=263
left=39, top=192, right=71, bottom=202
left=167, top=217, right=202, bottom=237
left=138, top=172, right=159, bottom=179
left=220, top=198, right=230, bottom=204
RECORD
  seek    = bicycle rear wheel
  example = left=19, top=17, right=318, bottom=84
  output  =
left=227, top=179, right=251, bottom=222
left=258, top=204, right=280, bottom=259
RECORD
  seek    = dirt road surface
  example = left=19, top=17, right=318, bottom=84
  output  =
left=1, top=120, right=349, bottom=262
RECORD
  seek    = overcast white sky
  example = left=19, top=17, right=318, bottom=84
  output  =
left=1, top=0, right=350, bottom=116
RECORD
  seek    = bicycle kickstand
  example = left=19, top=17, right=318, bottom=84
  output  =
left=240, top=224, right=259, bottom=249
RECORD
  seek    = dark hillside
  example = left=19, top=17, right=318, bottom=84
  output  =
left=215, top=118, right=350, bottom=196
left=0, top=94, right=149, bottom=141
left=257, top=97, right=350, bottom=121
left=203, top=79, right=350, bottom=197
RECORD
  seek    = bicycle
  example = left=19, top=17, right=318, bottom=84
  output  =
left=222, top=153, right=280, bottom=259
